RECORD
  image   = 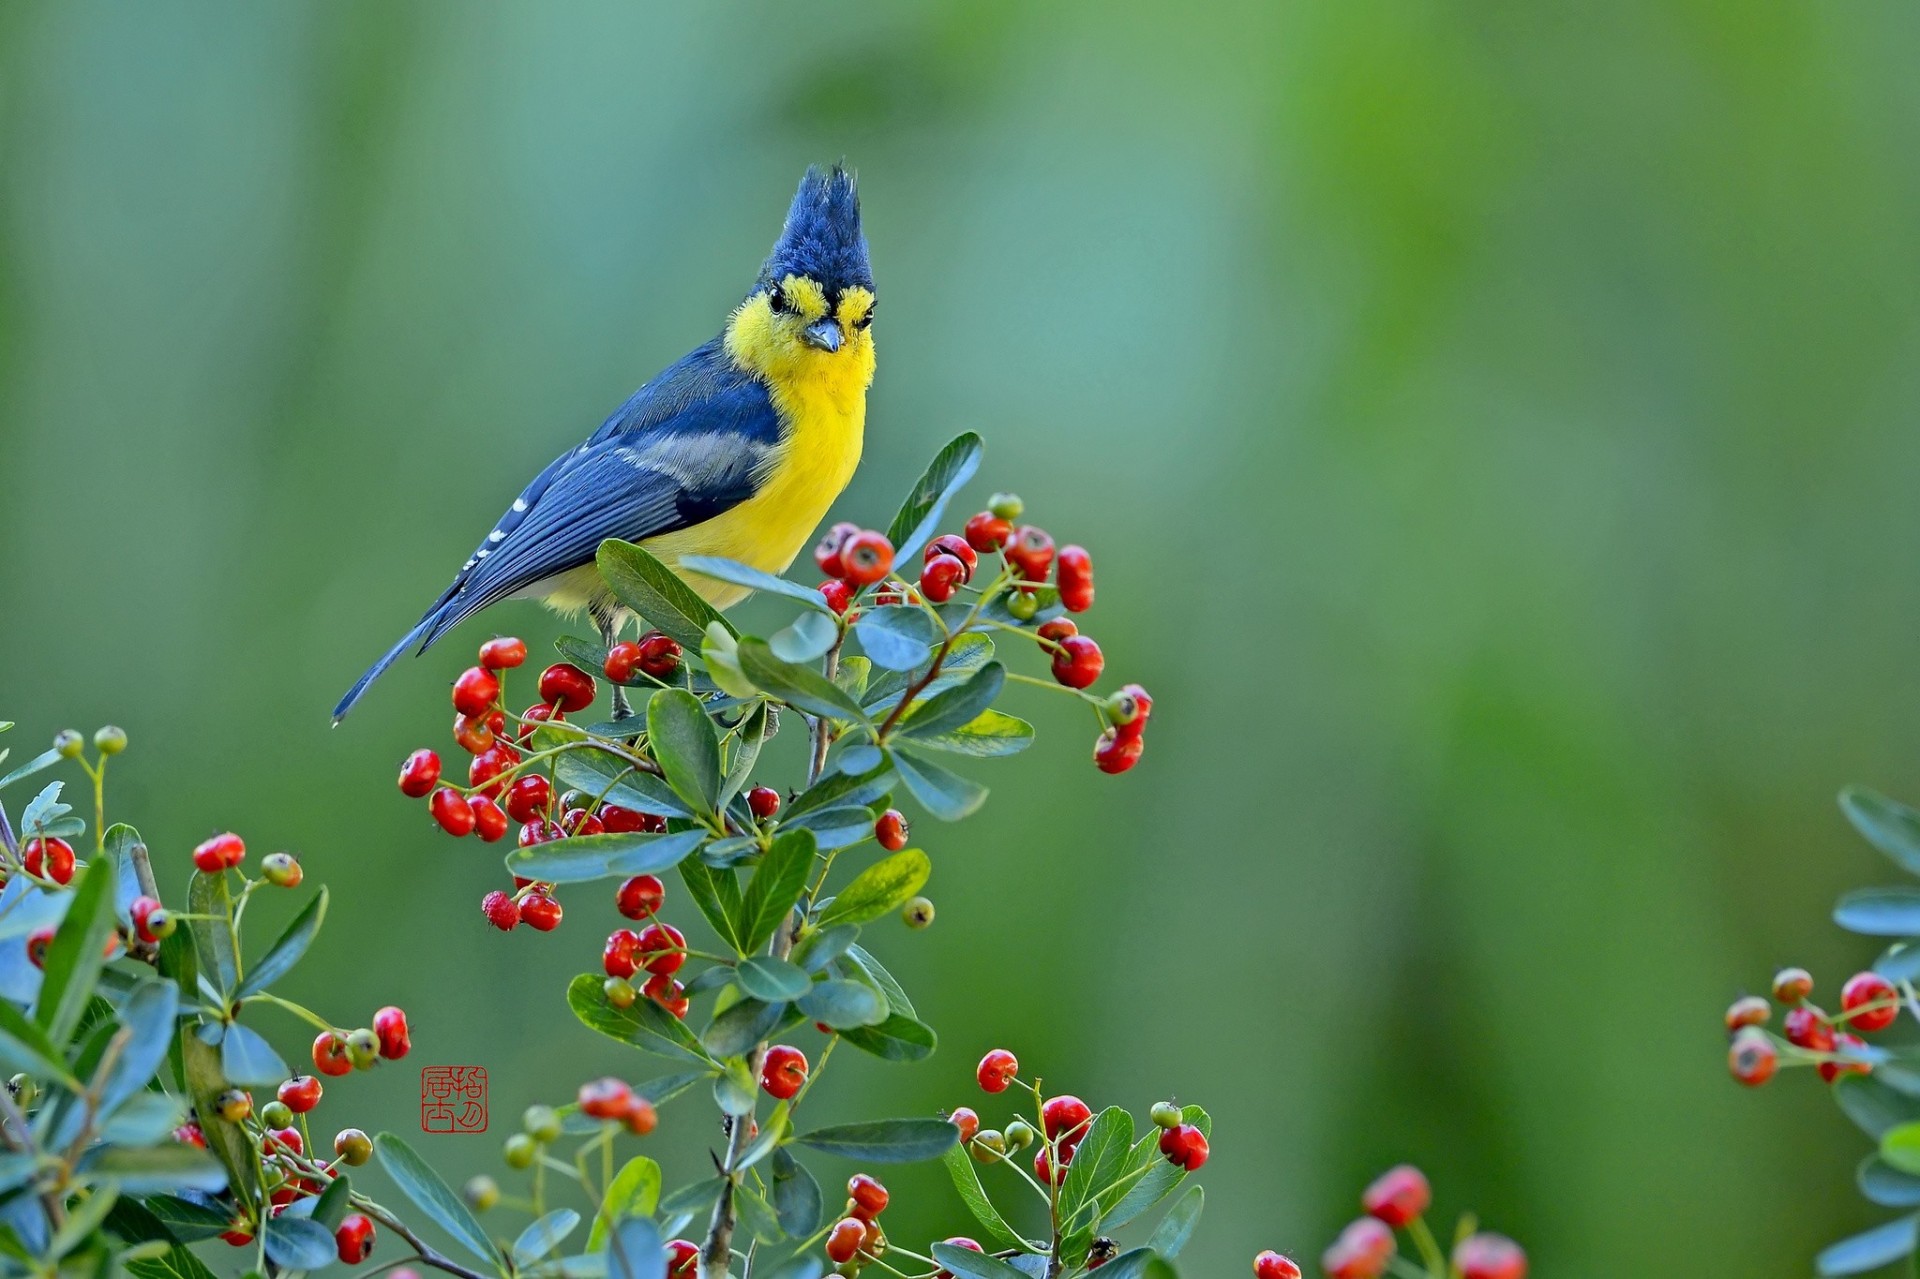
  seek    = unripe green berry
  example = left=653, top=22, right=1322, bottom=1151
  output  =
left=261, top=1100, right=294, bottom=1130
left=902, top=897, right=934, bottom=929
left=989, top=492, right=1024, bottom=521
left=260, top=852, right=303, bottom=888
left=215, top=1088, right=252, bottom=1123
left=559, top=790, right=592, bottom=813
left=8, top=1075, right=34, bottom=1109
left=970, top=1129, right=1006, bottom=1162
left=53, top=730, right=84, bottom=760
left=143, top=907, right=177, bottom=940
left=1006, top=591, right=1040, bottom=621
left=334, top=1128, right=373, bottom=1166
left=603, top=977, right=637, bottom=1009
left=503, top=1133, right=536, bottom=1169
left=523, top=1104, right=561, bottom=1143
left=93, top=725, right=127, bottom=756
left=344, top=1029, right=380, bottom=1070
left=1149, top=1101, right=1182, bottom=1130
left=463, top=1175, right=500, bottom=1212
left=1004, top=1118, right=1036, bottom=1150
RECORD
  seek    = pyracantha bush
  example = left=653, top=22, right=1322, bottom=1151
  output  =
left=1723, top=785, right=1920, bottom=1277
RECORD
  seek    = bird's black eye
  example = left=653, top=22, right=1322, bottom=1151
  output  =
left=767, top=285, right=789, bottom=314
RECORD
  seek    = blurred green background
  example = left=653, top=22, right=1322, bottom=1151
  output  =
left=4, top=2, right=1919, bottom=1273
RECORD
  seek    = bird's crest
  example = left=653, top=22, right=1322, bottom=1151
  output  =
left=762, top=164, right=871, bottom=295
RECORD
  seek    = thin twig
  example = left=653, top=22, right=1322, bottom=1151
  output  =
left=352, top=1195, right=496, bottom=1279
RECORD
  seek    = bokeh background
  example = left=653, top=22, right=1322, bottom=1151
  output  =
left=4, top=2, right=1920, bottom=1274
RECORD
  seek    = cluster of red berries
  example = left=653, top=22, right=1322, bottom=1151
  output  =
left=822, top=1173, right=895, bottom=1269
left=1725, top=964, right=1897, bottom=1087
left=309, top=1006, right=412, bottom=1076
left=600, top=874, right=693, bottom=1019
left=1321, top=1165, right=1526, bottom=1279
left=575, top=1076, right=658, bottom=1136
left=603, top=631, right=683, bottom=685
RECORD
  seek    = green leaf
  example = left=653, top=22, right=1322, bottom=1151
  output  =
left=886, top=433, right=984, bottom=562
left=794, top=924, right=859, bottom=972
left=548, top=743, right=692, bottom=819
left=864, top=633, right=994, bottom=715
left=702, top=623, right=760, bottom=700
left=1838, top=888, right=1920, bottom=936
left=855, top=607, right=940, bottom=671
left=737, top=640, right=871, bottom=724
left=235, top=887, right=327, bottom=999
left=36, top=856, right=117, bottom=1044
left=186, top=871, right=238, bottom=997
left=139, top=1195, right=232, bottom=1244
left=374, top=1133, right=499, bottom=1264
left=587, top=1158, right=662, bottom=1251
left=842, top=944, right=916, bottom=1019
left=769, top=611, right=840, bottom=663
left=159, top=925, right=256, bottom=1211
left=648, top=690, right=723, bottom=815
left=220, top=1023, right=288, bottom=1087
left=1818, top=1217, right=1919, bottom=1276
left=1862, top=1156, right=1920, bottom=1207
left=797, top=981, right=886, bottom=1029
left=721, top=702, right=773, bottom=807
left=890, top=748, right=988, bottom=821
left=311, top=1170, right=354, bottom=1230
left=0, top=993, right=77, bottom=1088
left=49, top=1182, right=118, bottom=1260
left=513, top=1209, right=581, bottom=1265
left=262, top=1215, right=336, bottom=1270
left=605, top=1216, right=667, bottom=1279
left=680, top=555, right=834, bottom=614
left=940, top=1145, right=1028, bottom=1250
left=100, top=1091, right=185, bottom=1146
left=838, top=1013, right=937, bottom=1062
left=702, top=998, right=787, bottom=1059
left=1844, top=1076, right=1920, bottom=1142
left=928, top=1243, right=1031, bottom=1279
left=739, top=829, right=816, bottom=954
left=84, top=1144, right=226, bottom=1195
left=508, top=829, right=706, bottom=885
left=597, top=540, right=735, bottom=650
left=127, top=1246, right=221, bottom=1279
left=1147, top=1185, right=1203, bottom=1258
left=794, top=1118, right=960, bottom=1163
left=786, top=806, right=879, bottom=850
left=567, top=974, right=709, bottom=1064
left=1845, top=787, right=1920, bottom=878
left=1888, top=1123, right=1920, bottom=1175
left=0, top=749, right=60, bottom=793
left=737, top=957, right=812, bottom=1002
left=1106, top=1106, right=1210, bottom=1228
left=901, top=709, right=1034, bottom=757
left=679, top=860, right=745, bottom=953
left=772, top=1148, right=824, bottom=1238
left=1097, top=1251, right=1176, bottom=1279
left=1060, top=1107, right=1134, bottom=1231
left=100, top=979, right=178, bottom=1110
left=819, top=850, right=931, bottom=928
left=897, top=662, right=1005, bottom=739
left=790, top=765, right=894, bottom=820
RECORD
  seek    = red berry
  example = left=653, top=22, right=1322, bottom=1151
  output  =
left=372, top=1006, right=410, bottom=1060
left=505, top=774, right=552, bottom=824
left=25, top=927, right=54, bottom=969
left=1042, top=1095, right=1093, bottom=1147
left=847, top=1171, right=888, bottom=1217
left=616, top=874, right=666, bottom=920
left=482, top=890, right=520, bottom=931
left=518, top=819, right=562, bottom=847
left=925, top=534, right=978, bottom=580
left=747, top=786, right=782, bottom=819
left=976, top=1049, right=1018, bottom=1093
left=23, top=837, right=75, bottom=886
left=1057, top=544, right=1094, bottom=612
left=815, top=521, right=863, bottom=578
left=516, top=702, right=563, bottom=744
left=519, top=893, right=563, bottom=931
left=451, top=666, right=500, bottom=717
left=538, top=663, right=597, bottom=713
left=1843, top=971, right=1900, bottom=1033
left=129, top=895, right=167, bottom=943
left=604, top=641, right=645, bottom=683
left=578, top=1077, right=635, bottom=1119
left=637, top=632, right=683, bottom=678
left=602, top=804, right=662, bottom=834
left=820, top=579, right=854, bottom=615
left=452, top=712, right=495, bottom=754
left=1050, top=634, right=1104, bottom=689
left=174, top=1121, right=207, bottom=1148
left=1158, top=1123, right=1209, bottom=1171
left=561, top=807, right=605, bottom=837
left=761, top=1044, right=809, bottom=1100
left=278, top=1075, right=323, bottom=1114
left=312, top=1032, right=353, bottom=1078
left=1773, top=966, right=1814, bottom=1002
left=1108, top=683, right=1153, bottom=737
left=469, top=796, right=508, bottom=842
left=1094, top=727, right=1144, bottom=774
left=429, top=788, right=476, bottom=837
left=604, top=929, right=641, bottom=979
left=1783, top=1004, right=1835, bottom=1052
left=825, top=1217, right=866, bottom=1265
left=840, top=530, right=895, bottom=587
left=1322, top=1218, right=1396, bottom=1279
left=1453, top=1233, right=1527, bottom=1279
left=1007, top=526, right=1055, bottom=581
left=665, top=1240, right=699, bottom=1279
left=622, top=1095, right=658, bottom=1136
left=335, top=1213, right=375, bottom=1265
left=479, top=636, right=527, bottom=670
left=192, top=832, right=246, bottom=874
left=398, top=750, right=441, bottom=798
left=918, top=554, right=964, bottom=604
left=1036, top=617, right=1078, bottom=643
left=636, top=923, right=686, bottom=974
left=1822, top=1032, right=1873, bottom=1082
left=874, top=809, right=909, bottom=851
left=266, top=1125, right=303, bottom=1155
left=1034, top=1144, right=1070, bottom=1184
left=964, top=511, right=1011, bottom=552
left=1254, top=1252, right=1302, bottom=1279
left=644, top=972, right=689, bottom=1019
left=1361, top=1164, right=1430, bottom=1227
left=468, top=743, right=520, bottom=799
left=1723, top=996, right=1769, bottom=1031
left=1729, top=1030, right=1778, bottom=1087
left=949, top=1107, right=980, bottom=1143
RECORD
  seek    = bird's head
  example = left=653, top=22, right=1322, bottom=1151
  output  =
left=727, top=165, right=876, bottom=383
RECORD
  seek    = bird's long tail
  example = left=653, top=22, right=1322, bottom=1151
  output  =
left=332, top=610, right=441, bottom=725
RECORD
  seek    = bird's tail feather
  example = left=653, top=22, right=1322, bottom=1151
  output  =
left=331, top=611, right=441, bottom=725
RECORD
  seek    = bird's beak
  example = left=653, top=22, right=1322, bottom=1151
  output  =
left=801, top=319, right=843, bottom=352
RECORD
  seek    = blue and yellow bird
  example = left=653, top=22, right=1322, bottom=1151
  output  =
left=333, top=164, right=876, bottom=723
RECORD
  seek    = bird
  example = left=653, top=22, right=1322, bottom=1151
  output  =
left=332, top=164, right=876, bottom=724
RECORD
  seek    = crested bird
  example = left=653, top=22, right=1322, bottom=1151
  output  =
left=333, top=164, right=876, bottom=723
